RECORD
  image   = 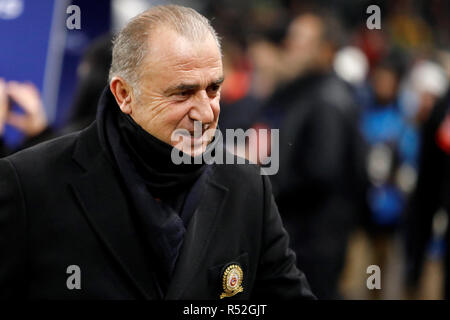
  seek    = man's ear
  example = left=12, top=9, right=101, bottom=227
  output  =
left=110, top=77, right=134, bottom=114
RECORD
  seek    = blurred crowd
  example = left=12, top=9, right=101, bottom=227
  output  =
left=1, top=0, right=450, bottom=299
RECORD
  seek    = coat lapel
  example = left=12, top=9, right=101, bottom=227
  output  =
left=165, top=167, right=229, bottom=299
left=69, top=124, right=161, bottom=299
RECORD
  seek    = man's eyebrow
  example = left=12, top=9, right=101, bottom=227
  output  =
left=164, top=76, right=225, bottom=95
left=164, top=83, right=199, bottom=95
left=212, top=76, right=225, bottom=86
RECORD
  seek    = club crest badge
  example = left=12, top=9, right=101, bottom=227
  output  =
left=220, top=264, right=244, bottom=299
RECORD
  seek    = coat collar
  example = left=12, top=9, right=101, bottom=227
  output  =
left=70, top=122, right=229, bottom=299
left=70, top=122, right=161, bottom=299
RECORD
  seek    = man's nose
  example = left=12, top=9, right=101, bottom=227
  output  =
left=188, top=90, right=215, bottom=124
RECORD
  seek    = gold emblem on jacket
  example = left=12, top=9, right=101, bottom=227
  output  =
left=220, top=264, right=244, bottom=299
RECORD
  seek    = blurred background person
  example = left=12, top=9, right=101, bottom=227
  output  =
left=356, top=50, right=416, bottom=299
left=217, top=38, right=258, bottom=131
left=255, top=10, right=366, bottom=299
left=0, top=79, right=49, bottom=157
left=0, top=34, right=112, bottom=157
left=404, top=83, right=450, bottom=299
left=59, top=34, right=113, bottom=134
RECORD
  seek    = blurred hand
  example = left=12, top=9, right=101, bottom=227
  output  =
left=6, top=81, right=48, bottom=137
left=0, top=78, right=8, bottom=136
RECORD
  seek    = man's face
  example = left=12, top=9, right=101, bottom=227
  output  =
left=130, top=27, right=223, bottom=156
left=285, top=14, right=323, bottom=74
left=372, top=67, right=399, bottom=105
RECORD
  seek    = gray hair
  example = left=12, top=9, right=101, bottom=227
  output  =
left=108, top=5, right=221, bottom=94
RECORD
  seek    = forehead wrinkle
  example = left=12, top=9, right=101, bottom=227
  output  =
left=158, top=51, right=222, bottom=78
left=139, top=28, right=223, bottom=94
left=167, top=69, right=223, bottom=91
left=145, top=28, right=221, bottom=70
left=142, top=49, right=222, bottom=91
left=159, top=56, right=223, bottom=84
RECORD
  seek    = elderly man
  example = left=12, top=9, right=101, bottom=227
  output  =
left=0, top=5, right=314, bottom=300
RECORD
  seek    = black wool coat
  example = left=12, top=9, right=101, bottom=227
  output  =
left=0, top=122, right=315, bottom=300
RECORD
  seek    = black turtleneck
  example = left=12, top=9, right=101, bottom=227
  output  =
left=117, top=107, right=206, bottom=201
